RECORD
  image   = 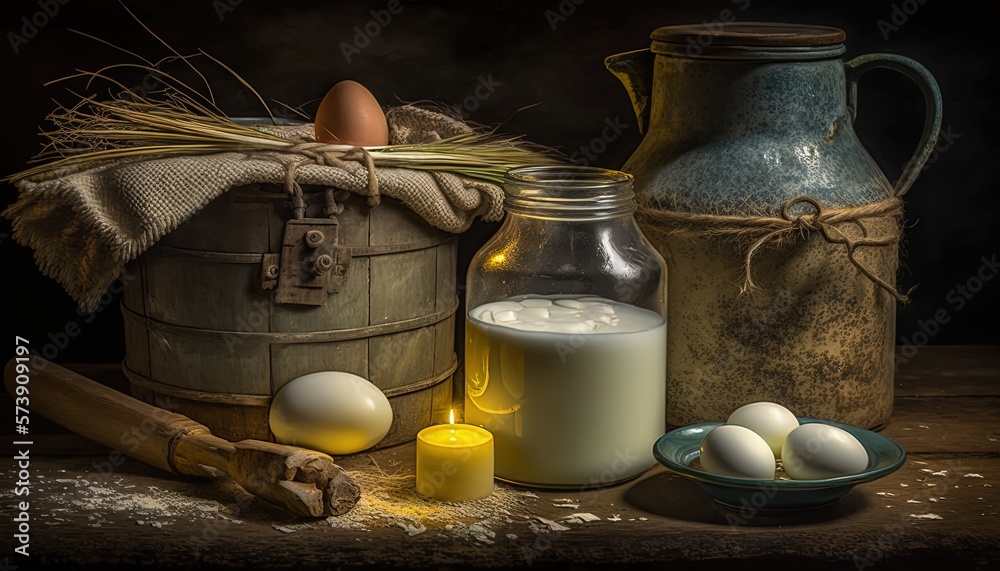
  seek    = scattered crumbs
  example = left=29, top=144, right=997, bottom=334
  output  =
left=396, top=518, right=427, bottom=536
left=231, top=520, right=244, bottom=525
left=528, top=516, right=570, bottom=533
left=553, top=503, right=580, bottom=509
left=876, top=492, right=896, bottom=497
left=273, top=525, right=299, bottom=534
left=964, top=473, right=984, bottom=478
left=918, top=425, right=930, bottom=429
left=886, top=505, right=893, bottom=508
left=931, top=470, right=948, bottom=477
left=900, top=483, right=909, bottom=487
left=939, top=497, right=946, bottom=500
left=977, top=497, right=986, bottom=502
left=638, top=517, right=648, bottom=521
left=926, top=483, right=937, bottom=487
left=988, top=437, right=997, bottom=442
left=522, top=492, right=539, bottom=498
left=629, top=518, right=636, bottom=521
left=907, top=500, right=921, bottom=504
left=912, top=461, right=928, bottom=465
left=902, top=428, right=913, bottom=431
left=468, top=523, right=495, bottom=544
left=919, top=469, right=934, bottom=474
left=910, top=513, right=943, bottom=520
left=506, top=533, right=518, bottom=540
left=985, top=484, right=993, bottom=488
left=151, top=521, right=162, bottom=529
left=552, top=498, right=574, bottom=503
left=563, top=513, right=601, bottom=524
left=929, top=498, right=938, bottom=503
left=607, top=514, right=622, bottom=522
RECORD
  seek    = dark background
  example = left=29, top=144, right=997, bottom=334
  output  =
left=1, top=0, right=997, bottom=364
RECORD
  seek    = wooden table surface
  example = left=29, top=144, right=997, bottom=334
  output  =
left=1, top=346, right=997, bottom=570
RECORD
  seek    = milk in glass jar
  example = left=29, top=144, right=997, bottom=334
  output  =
left=464, top=167, right=666, bottom=487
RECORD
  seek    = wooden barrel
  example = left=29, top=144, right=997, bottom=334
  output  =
left=121, top=185, right=457, bottom=448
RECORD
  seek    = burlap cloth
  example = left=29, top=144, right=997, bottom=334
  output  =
left=4, top=106, right=504, bottom=312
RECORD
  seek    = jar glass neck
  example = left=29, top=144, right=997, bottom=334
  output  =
left=503, top=166, right=636, bottom=219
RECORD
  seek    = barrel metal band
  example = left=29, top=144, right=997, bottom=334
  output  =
left=121, top=297, right=459, bottom=343
left=146, top=234, right=453, bottom=264
left=122, top=356, right=458, bottom=404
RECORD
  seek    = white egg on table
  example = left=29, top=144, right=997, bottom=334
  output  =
left=726, top=401, right=800, bottom=458
left=781, top=423, right=869, bottom=480
left=699, top=425, right=776, bottom=479
left=269, top=371, right=392, bottom=456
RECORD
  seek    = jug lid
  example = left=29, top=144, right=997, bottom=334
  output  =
left=651, top=22, right=846, bottom=60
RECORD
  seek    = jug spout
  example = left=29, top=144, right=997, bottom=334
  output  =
left=604, top=49, right=654, bottom=134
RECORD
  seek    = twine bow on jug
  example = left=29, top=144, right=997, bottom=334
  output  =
left=637, top=195, right=910, bottom=303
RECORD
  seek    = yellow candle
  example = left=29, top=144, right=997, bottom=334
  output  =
left=416, top=411, right=494, bottom=501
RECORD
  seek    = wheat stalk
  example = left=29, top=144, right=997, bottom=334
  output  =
left=8, top=27, right=562, bottom=184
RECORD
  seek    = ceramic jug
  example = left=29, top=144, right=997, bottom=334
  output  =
left=606, top=23, right=942, bottom=429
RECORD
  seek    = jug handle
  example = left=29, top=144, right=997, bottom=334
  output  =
left=605, top=49, right=655, bottom=134
left=844, top=54, right=943, bottom=197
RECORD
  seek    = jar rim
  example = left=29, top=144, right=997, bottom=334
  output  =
left=503, top=166, right=636, bottom=218
left=505, top=166, right=634, bottom=188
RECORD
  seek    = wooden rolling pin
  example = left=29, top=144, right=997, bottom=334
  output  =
left=4, top=357, right=360, bottom=517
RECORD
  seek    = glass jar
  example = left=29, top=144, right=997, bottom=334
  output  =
left=464, top=166, right=667, bottom=488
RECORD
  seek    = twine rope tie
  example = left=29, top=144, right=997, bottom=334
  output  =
left=280, top=143, right=383, bottom=216
left=638, top=195, right=909, bottom=303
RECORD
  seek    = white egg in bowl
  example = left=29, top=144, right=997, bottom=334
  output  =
left=653, top=418, right=906, bottom=511
left=270, top=371, right=393, bottom=456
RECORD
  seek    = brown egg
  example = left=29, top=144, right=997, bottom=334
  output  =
left=314, top=80, right=389, bottom=147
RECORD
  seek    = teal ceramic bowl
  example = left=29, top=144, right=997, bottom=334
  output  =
left=653, top=418, right=906, bottom=511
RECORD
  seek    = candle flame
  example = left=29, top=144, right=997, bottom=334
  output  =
left=448, top=408, right=455, bottom=425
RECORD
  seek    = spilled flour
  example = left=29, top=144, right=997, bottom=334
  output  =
left=2, top=464, right=536, bottom=542
left=4, top=462, right=624, bottom=545
left=304, top=469, right=533, bottom=542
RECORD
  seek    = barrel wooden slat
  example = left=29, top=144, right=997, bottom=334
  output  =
left=369, top=196, right=442, bottom=246
left=436, top=240, right=457, bottom=311
left=123, top=190, right=460, bottom=449
left=370, top=248, right=437, bottom=323
left=430, top=372, right=454, bottom=424
left=434, top=314, right=455, bottom=373
left=380, top=389, right=433, bottom=447
left=144, top=256, right=269, bottom=331
left=369, top=325, right=437, bottom=391
left=269, top=338, right=369, bottom=393
left=122, top=263, right=151, bottom=378
left=145, top=324, right=272, bottom=395
left=159, top=193, right=272, bottom=253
